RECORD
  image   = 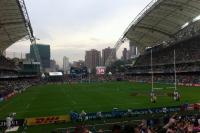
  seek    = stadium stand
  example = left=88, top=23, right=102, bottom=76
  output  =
left=135, top=35, right=200, bottom=66
left=0, top=0, right=35, bottom=78
left=0, top=78, right=40, bottom=99
left=105, top=0, right=200, bottom=87
left=0, top=54, right=19, bottom=81
left=1, top=0, right=200, bottom=132
left=0, top=55, right=16, bottom=70
left=124, top=34, right=200, bottom=84
left=0, top=0, right=34, bottom=51
left=0, top=0, right=39, bottom=114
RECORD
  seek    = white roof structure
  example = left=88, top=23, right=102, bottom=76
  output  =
left=0, top=0, right=33, bottom=51
left=106, top=0, right=200, bottom=66
left=123, top=0, right=200, bottom=51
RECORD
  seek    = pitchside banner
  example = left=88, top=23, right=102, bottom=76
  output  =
left=178, top=83, right=200, bottom=87
left=0, top=119, right=24, bottom=127
left=96, top=66, right=106, bottom=75
left=70, top=106, right=180, bottom=121
left=86, top=106, right=180, bottom=120
left=26, top=115, right=70, bottom=126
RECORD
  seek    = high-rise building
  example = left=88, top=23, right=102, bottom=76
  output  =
left=50, top=59, right=58, bottom=72
left=102, top=47, right=116, bottom=66
left=25, top=53, right=31, bottom=61
left=63, top=56, right=70, bottom=74
left=30, top=44, right=50, bottom=69
left=72, top=60, right=85, bottom=68
left=85, top=49, right=101, bottom=72
left=122, top=48, right=128, bottom=61
left=129, top=41, right=138, bottom=59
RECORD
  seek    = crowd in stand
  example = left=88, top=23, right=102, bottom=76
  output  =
left=109, top=114, right=200, bottom=133
left=126, top=75, right=200, bottom=84
left=135, top=35, right=200, bottom=66
left=0, top=78, right=40, bottom=99
left=66, top=74, right=119, bottom=83
left=0, top=71, right=18, bottom=78
left=0, top=54, right=43, bottom=100
left=126, top=62, right=200, bottom=74
left=51, top=112, right=200, bottom=133
left=124, top=35, right=200, bottom=86
left=116, top=112, right=200, bottom=133
left=0, top=55, right=16, bottom=70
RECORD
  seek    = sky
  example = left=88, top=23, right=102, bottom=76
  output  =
left=7, top=0, right=152, bottom=66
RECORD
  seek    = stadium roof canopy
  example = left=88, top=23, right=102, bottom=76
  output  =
left=123, top=0, right=200, bottom=51
left=0, top=0, right=34, bottom=51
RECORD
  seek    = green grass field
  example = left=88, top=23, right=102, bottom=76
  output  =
left=1, top=81, right=200, bottom=119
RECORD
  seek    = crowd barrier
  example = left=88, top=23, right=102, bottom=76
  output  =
left=26, top=115, right=70, bottom=126
left=4, top=92, right=16, bottom=100
left=0, top=91, right=20, bottom=103
left=1, top=92, right=16, bottom=102
left=71, top=106, right=181, bottom=122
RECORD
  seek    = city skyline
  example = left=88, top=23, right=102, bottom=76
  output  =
left=6, top=0, right=152, bottom=65
left=6, top=44, right=135, bottom=69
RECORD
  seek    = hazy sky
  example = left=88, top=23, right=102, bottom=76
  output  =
left=7, top=0, right=152, bottom=65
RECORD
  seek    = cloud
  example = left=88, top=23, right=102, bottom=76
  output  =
left=90, top=38, right=101, bottom=42
left=7, top=0, right=152, bottom=66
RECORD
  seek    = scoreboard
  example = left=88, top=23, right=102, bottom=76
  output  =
left=96, top=66, right=106, bottom=75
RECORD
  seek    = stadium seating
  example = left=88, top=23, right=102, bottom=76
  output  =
left=125, top=35, right=200, bottom=84
left=0, top=78, right=40, bottom=100
left=0, top=55, right=16, bottom=70
left=135, top=35, right=200, bottom=66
